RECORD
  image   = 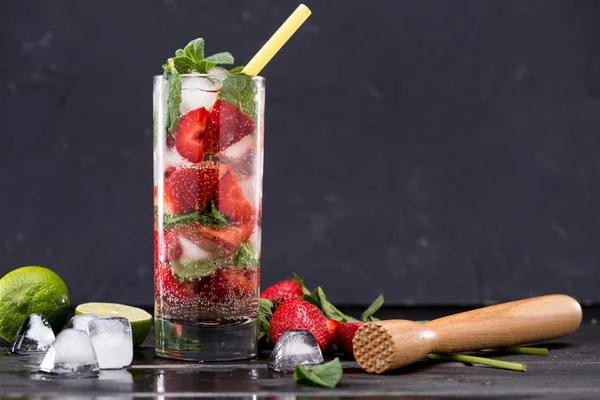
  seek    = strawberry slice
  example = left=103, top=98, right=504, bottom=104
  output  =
left=175, top=107, right=210, bottom=163
left=158, top=264, right=196, bottom=301
left=210, top=268, right=254, bottom=300
left=216, top=171, right=254, bottom=222
left=180, top=220, right=255, bottom=253
left=204, top=100, right=256, bottom=154
left=163, top=165, right=220, bottom=215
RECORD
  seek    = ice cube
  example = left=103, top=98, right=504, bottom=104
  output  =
left=11, top=313, right=56, bottom=354
left=67, top=314, right=98, bottom=331
left=180, top=72, right=224, bottom=114
left=86, top=317, right=133, bottom=369
left=268, top=329, right=324, bottom=372
left=39, top=329, right=99, bottom=377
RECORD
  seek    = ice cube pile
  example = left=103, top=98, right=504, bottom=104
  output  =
left=268, top=329, right=324, bottom=372
left=11, top=313, right=134, bottom=378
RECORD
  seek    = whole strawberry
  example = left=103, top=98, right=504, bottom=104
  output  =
left=260, top=280, right=303, bottom=301
left=325, top=318, right=341, bottom=349
left=335, top=322, right=363, bottom=357
left=269, top=299, right=328, bottom=352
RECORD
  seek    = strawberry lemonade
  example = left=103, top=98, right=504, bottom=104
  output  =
left=154, top=39, right=264, bottom=360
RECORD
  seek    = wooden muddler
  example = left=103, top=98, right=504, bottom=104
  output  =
left=353, top=294, right=582, bottom=373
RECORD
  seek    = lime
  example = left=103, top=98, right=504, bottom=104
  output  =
left=0, top=266, right=70, bottom=342
left=75, top=302, right=153, bottom=347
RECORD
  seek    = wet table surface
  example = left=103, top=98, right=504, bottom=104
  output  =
left=0, top=307, right=598, bottom=399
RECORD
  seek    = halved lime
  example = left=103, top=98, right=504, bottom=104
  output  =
left=75, top=302, right=152, bottom=347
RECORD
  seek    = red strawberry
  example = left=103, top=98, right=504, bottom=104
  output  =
left=158, top=264, right=196, bottom=301
left=175, top=107, right=210, bottom=162
left=210, top=268, right=255, bottom=300
left=188, top=220, right=255, bottom=253
left=260, top=280, right=303, bottom=301
left=163, top=165, right=219, bottom=215
left=216, top=171, right=254, bottom=222
left=335, top=322, right=363, bottom=357
left=270, top=299, right=329, bottom=352
left=204, top=100, right=256, bottom=154
left=326, top=318, right=342, bottom=349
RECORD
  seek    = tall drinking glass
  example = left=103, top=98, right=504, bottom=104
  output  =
left=153, top=73, right=265, bottom=361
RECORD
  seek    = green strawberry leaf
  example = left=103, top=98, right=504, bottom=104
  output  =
left=257, top=299, right=275, bottom=344
left=163, top=201, right=230, bottom=229
left=293, top=273, right=312, bottom=296
left=234, top=242, right=260, bottom=270
left=203, top=52, right=234, bottom=65
left=360, top=294, right=384, bottom=322
left=218, top=74, right=257, bottom=121
left=294, top=358, right=343, bottom=388
left=303, top=287, right=359, bottom=323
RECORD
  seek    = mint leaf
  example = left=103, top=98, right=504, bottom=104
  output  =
left=164, top=59, right=182, bottom=135
left=257, top=299, right=274, bottom=344
left=304, top=287, right=359, bottom=323
left=203, top=52, right=234, bottom=65
left=183, top=38, right=205, bottom=63
left=360, top=295, right=384, bottom=322
left=163, top=201, right=230, bottom=229
left=294, top=358, right=343, bottom=388
left=234, top=242, right=259, bottom=270
left=218, top=74, right=257, bottom=121
left=196, top=60, right=216, bottom=74
left=175, top=49, right=185, bottom=57
left=172, top=56, right=195, bottom=73
left=171, top=256, right=224, bottom=281
left=229, top=66, right=245, bottom=74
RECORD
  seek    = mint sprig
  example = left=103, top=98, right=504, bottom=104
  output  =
left=163, top=201, right=230, bottom=229
left=162, top=38, right=235, bottom=135
left=294, top=358, right=343, bottom=388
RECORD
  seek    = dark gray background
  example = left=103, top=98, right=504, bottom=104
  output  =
left=1, top=0, right=599, bottom=306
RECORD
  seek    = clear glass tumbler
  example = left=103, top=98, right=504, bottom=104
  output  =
left=153, top=73, right=265, bottom=361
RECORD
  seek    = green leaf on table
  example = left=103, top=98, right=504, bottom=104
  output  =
left=360, top=294, right=384, bottom=322
left=257, top=299, right=275, bottom=344
left=234, top=242, right=260, bottom=270
left=163, top=201, right=230, bottom=229
left=303, top=287, right=359, bottom=323
left=294, top=358, right=343, bottom=388
left=218, top=73, right=257, bottom=121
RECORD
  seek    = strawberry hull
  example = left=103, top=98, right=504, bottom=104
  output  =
left=153, top=72, right=264, bottom=342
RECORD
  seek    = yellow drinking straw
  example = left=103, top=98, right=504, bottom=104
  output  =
left=242, top=4, right=312, bottom=76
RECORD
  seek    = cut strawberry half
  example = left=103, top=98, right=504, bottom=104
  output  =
left=204, top=100, right=256, bottom=154
left=210, top=268, right=254, bottom=300
left=175, top=107, right=210, bottom=163
left=180, top=220, right=255, bottom=254
left=163, top=164, right=220, bottom=215
left=158, top=264, right=196, bottom=301
left=216, top=171, right=254, bottom=222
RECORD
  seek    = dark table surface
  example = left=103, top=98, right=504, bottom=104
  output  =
left=0, top=307, right=598, bottom=399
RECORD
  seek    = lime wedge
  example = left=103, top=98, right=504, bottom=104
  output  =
left=75, top=302, right=152, bottom=347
